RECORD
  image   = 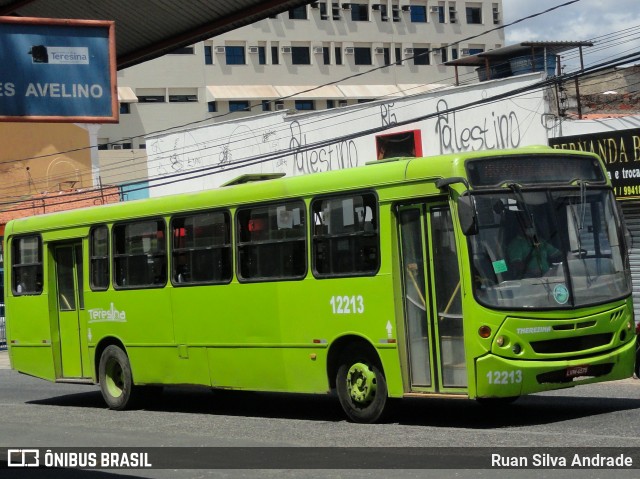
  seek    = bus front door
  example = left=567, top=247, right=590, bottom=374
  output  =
left=399, top=204, right=467, bottom=394
left=54, top=243, right=86, bottom=378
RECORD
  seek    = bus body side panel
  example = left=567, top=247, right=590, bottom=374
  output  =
left=86, top=289, right=176, bottom=384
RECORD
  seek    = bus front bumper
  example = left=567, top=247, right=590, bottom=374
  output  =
left=474, top=338, right=636, bottom=399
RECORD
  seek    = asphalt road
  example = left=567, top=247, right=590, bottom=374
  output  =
left=1, top=351, right=640, bottom=479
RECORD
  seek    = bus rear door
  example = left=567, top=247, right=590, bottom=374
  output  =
left=53, top=242, right=87, bottom=378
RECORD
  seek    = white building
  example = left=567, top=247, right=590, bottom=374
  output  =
left=99, top=0, right=505, bottom=157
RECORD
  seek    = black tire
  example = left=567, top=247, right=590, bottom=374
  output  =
left=336, top=346, right=388, bottom=423
left=98, top=345, right=136, bottom=410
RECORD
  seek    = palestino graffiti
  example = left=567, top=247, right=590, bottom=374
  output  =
left=289, top=121, right=359, bottom=174
left=435, top=99, right=522, bottom=154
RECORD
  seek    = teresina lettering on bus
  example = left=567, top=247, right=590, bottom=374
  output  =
left=516, top=326, right=552, bottom=334
left=88, top=303, right=127, bottom=323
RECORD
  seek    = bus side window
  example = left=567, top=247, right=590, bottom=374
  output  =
left=236, top=201, right=306, bottom=282
left=113, top=219, right=167, bottom=289
left=90, top=226, right=110, bottom=290
left=171, top=210, right=232, bottom=285
left=312, top=192, right=379, bottom=277
left=12, top=235, right=43, bottom=295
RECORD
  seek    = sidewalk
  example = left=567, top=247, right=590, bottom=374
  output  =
left=0, top=349, right=10, bottom=369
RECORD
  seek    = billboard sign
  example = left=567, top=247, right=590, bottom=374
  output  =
left=0, top=16, right=117, bottom=123
left=549, top=128, right=640, bottom=199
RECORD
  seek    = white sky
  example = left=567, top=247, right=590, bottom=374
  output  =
left=502, top=0, right=640, bottom=71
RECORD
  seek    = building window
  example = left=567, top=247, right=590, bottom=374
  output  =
left=204, top=45, right=213, bottom=65
left=225, top=46, right=245, bottom=65
left=113, top=220, right=167, bottom=288
left=413, top=48, right=430, bottom=65
left=383, top=47, right=391, bottom=66
left=466, top=6, right=482, bottom=24
left=468, top=48, right=484, bottom=55
left=312, top=193, right=379, bottom=277
left=410, top=5, right=427, bottom=22
left=395, top=47, right=402, bottom=65
left=229, top=100, right=250, bottom=112
left=295, top=100, right=315, bottom=110
left=271, top=46, right=279, bottom=65
left=90, top=226, right=109, bottom=291
left=137, top=95, right=165, bottom=103
left=208, top=101, right=217, bottom=113
left=354, top=47, right=372, bottom=65
left=451, top=48, right=458, bottom=60
left=323, top=47, right=330, bottom=65
left=438, top=6, right=446, bottom=23
left=119, top=103, right=130, bottom=114
left=350, top=3, right=369, bottom=21
left=236, top=201, right=307, bottom=281
left=379, top=4, right=388, bottom=21
left=257, top=46, right=266, bottom=65
left=169, top=94, right=198, bottom=102
left=320, top=2, right=329, bottom=19
left=439, top=47, right=448, bottom=63
left=262, top=100, right=271, bottom=111
left=289, top=6, right=308, bottom=19
left=291, top=46, right=311, bottom=65
left=171, top=211, right=232, bottom=285
left=326, top=99, right=335, bottom=108
left=332, top=3, right=341, bottom=19
left=335, top=46, right=343, bottom=65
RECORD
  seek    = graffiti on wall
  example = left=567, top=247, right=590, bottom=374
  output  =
left=434, top=99, right=522, bottom=154
left=289, top=120, right=359, bottom=174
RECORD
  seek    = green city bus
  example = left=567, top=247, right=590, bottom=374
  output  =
left=4, top=147, right=635, bottom=423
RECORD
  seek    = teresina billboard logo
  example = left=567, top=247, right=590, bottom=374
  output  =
left=28, top=45, right=90, bottom=65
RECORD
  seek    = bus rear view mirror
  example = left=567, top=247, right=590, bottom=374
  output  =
left=458, top=195, right=478, bottom=236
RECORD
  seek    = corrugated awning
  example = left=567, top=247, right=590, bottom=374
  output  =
left=337, top=84, right=404, bottom=99
left=397, top=84, right=450, bottom=96
left=274, top=85, right=344, bottom=99
left=117, top=86, right=138, bottom=103
left=206, top=85, right=280, bottom=100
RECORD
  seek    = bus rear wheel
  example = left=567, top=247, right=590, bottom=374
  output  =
left=336, top=347, right=388, bottom=423
left=98, top=345, right=136, bottom=410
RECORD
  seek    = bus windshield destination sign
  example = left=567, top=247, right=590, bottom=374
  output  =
left=0, top=16, right=117, bottom=123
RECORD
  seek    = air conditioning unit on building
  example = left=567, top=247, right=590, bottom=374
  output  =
left=281, top=46, right=292, bottom=54
left=342, top=3, right=351, bottom=9
left=111, top=144, right=124, bottom=150
left=374, top=47, right=385, bottom=55
left=461, top=48, right=470, bottom=56
left=248, top=46, right=260, bottom=54
left=275, top=103, right=286, bottom=110
left=372, top=3, right=382, bottom=10
left=404, top=48, right=414, bottom=55
left=310, top=2, right=320, bottom=8
left=401, top=5, right=411, bottom=12
left=214, top=46, right=226, bottom=54
left=429, top=6, right=440, bottom=13
left=344, top=47, right=355, bottom=54
left=313, top=47, right=324, bottom=54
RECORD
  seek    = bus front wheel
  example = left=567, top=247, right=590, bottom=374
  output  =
left=336, top=347, right=388, bottom=423
left=98, top=345, right=136, bottom=410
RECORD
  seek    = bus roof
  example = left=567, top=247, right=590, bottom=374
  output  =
left=4, top=147, right=601, bottom=235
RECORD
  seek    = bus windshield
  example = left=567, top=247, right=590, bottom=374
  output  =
left=469, top=187, right=630, bottom=310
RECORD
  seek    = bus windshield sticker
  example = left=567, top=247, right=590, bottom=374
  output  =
left=553, top=284, right=570, bottom=305
left=492, top=259, right=507, bottom=274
